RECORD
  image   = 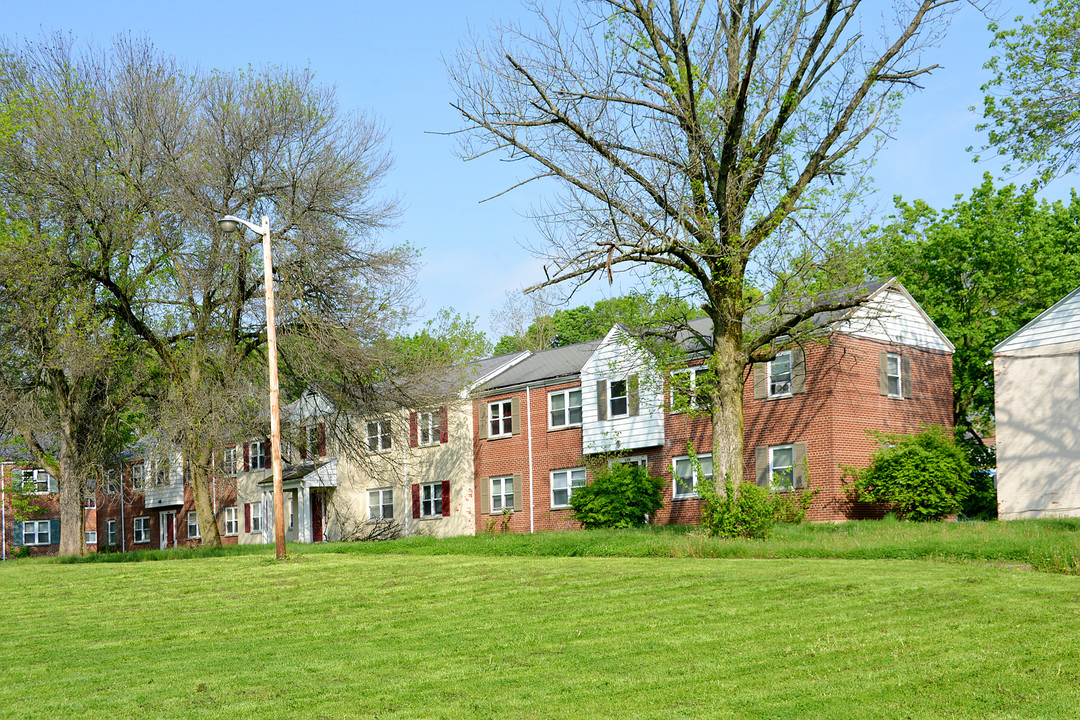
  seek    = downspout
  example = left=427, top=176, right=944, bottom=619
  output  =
left=120, top=473, right=126, bottom=553
left=526, top=385, right=534, bottom=534
left=402, top=407, right=409, bottom=538
left=2, top=462, right=8, bottom=561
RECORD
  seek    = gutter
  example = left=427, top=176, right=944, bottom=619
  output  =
left=526, top=385, right=534, bottom=534
left=1, top=462, right=7, bottom=561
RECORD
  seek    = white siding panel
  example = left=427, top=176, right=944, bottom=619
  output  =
left=834, top=289, right=951, bottom=352
left=997, top=287, right=1080, bottom=352
left=581, top=327, right=665, bottom=453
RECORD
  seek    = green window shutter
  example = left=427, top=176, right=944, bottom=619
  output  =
left=10, top=469, right=23, bottom=491
left=791, top=349, right=806, bottom=395
left=49, top=518, right=60, bottom=545
left=755, top=447, right=769, bottom=487
left=628, top=374, right=640, bottom=416
left=752, top=364, right=767, bottom=399
left=13, top=520, right=22, bottom=546
left=596, top=380, right=607, bottom=421
left=480, top=478, right=490, bottom=515
left=511, top=397, right=521, bottom=436
left=878, top=351, right=889, bottom=396
left=793, top=442, right=808, bottom=489
left=901, top=355, right=912, bottom=399
left=513, top=473, right=523, bottom=512
left=478, top=403, right=488, bottom=440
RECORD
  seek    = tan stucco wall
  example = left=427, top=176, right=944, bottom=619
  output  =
left=995, top=339, right=1080, bottom=518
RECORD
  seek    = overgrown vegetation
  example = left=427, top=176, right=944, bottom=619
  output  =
left=846, top=425, right=972, bottom=521
left=697, top=477, right=818, bottom=539
left=570, top=462, right=664, bottom=529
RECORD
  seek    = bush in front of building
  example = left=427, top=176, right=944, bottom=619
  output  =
left=846, top=425, right=972, bottom=521
left=698, top=477, right=777, bottom=539
left=570, top=462, right=664, bottom=529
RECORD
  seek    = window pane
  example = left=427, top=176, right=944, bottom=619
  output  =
left=553, top=488, right=568, bottom=506
left=571, top=468, right=586, bottom=487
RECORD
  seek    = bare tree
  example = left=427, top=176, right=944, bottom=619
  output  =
left=449, top=0, right=956, bottom=482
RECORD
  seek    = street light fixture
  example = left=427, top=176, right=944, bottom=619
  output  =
left=217, top=214, right=287, bottom=560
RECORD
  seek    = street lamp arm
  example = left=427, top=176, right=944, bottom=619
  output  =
left=218, top=214, right=268, bottom=236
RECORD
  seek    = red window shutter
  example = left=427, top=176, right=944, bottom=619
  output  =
left=299, top=427, right=308, bottom=460
left=318, top=423, right=326, bottom=456
left=439, top=407, right=448, bottom=443
left=409, top=412, right=418, bottom=447
left=441, top=480, right=451, bottom=516
left=244, top=503, right=251, bottom=533
left=243, top=444, right=250, bottom=472
left=411, top=484, right=421, bottom=519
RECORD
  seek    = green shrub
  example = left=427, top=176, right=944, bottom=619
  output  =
left=699, top=477, right=776, bottom=539
left=570, top=462, right=664, bottom=529
left=846, top=425, right=972, bottom=521
left=772, top=487, right=819, bottom=524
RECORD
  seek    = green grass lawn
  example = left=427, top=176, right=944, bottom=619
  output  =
left=4, top=524, right=1080, bottom=718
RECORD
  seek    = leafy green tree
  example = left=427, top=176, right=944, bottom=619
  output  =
left=451, top=1, right=957, bottom=483
left=846, top=425, right=972, bottom=522
left=868, top=176, right=1080, bottom=455
left=978, top=0, right=1080, bottom=182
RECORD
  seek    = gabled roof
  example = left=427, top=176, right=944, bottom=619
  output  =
left=478, top=339, right=603, bottom=393
left=995, top=284, right=1080, bottom=353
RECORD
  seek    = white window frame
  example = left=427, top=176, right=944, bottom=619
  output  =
left=224, top=506, right=238, bottom=536
left=488, top=400, right=513, bottom=438
left=250, top=441, right=268, bottom=470
left=22, top=519, right=51, bottom=546
left=153, top=460, right=169, bottom=487
left=306, top=425, right=321, bottom=456
left=131, top=463, right=146, bottom=490
left=187, top=511, right=200, bottom=539
left=368, top=487, right=394, bottom=521
left=107, top=519, right=118, bottom=546
left=548, top=388, right=583, bottom=429
left=886, top=352, right=902, bottom=398
left=609, top=454, right=648, bottom=469
left=250, top=502, right=263, bottom=533
left=770, top=445, right=795, bottom=490
left=105, top=470, right=119, bottom=495
left=671, top=368, right=703, bottom=412
left=608, top=378, right=629, bottom=418
left=133, top=516, right=151, bottom=544
left=551, top=467, right=586, bottom=508
left=420, top=482, right=443, bottom=517
left=367, top=419, right=392, bottom=452
left=84, top=495, right=96, bottom=510
left=417, top=411, right=440, bottom=447
left=490, top=475, right=514, bottom=513
left=85, top=530, right=98, bottom=545
left=17, top=469, right=56, bottom=495
left=672, top=454, right=712, bottom=499
left=222, top=447, right=237, bottom=476
left=768, top=350, right=793, bottom=398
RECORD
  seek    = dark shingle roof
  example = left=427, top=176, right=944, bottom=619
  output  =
left=478, top=340, right=603, bottom=393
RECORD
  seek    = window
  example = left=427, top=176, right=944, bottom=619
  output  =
left=417, top=411, right=440, bottom=446
left=609, top=455, right=648, bottom=469
left=549, top=389, right=582, bottom=429
left=22, top=520, right=52, bottom=546
left=107, top=519, right=118, bottom=546
left=769, top=350, right=793, bottom=397
left=250, top=441, right=268, bottom=470
left=14, top=469, right=57, bottom=495
left=287, top=495, right=295, bottom=531
left=886, top=353, right=902, bottom=398
left=420, top=482, right=443, bottom=517
left=490, top=476, right=514, bottom=513
left=187, top=511, right=200, bottom=539
left=224, top=506, right=238, bottom=536
left=131, top=463, right=146, bottom=490
left=770, top=445, right=795, bottom=490
left=609, top=379, right=629, bottom=417
left=84, top=495, right=96, bottom=510
left=105, top=470, right=119, bottom=495
left=368, top=488, right=394, bottom=521
left=551, top=467, right=586, bottom=508
left=367, top=419, right=392, bottom=452
left=673, top=454, right=712, bottom=498
left=305, top=425, right=323, bottom=457
left=153, top=460, right=169, bottom=487
left=133, top=516, right=150, bottom=544
left=671, top=368, right=703, bottom=412
left=85, top=530, right=97, bottom=545
left=222, top=447, right=237, bottom=476
left=488, top=400, right=513, bottom=438
left=250, top=502, right=263, bottom=533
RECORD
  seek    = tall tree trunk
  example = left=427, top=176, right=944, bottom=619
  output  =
left=56, top=416, right=86, bottom=556
left=710, top=318, right=746, bottom=485
left=188, top=442, right=222, bottom=547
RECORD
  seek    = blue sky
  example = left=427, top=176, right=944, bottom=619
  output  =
left=6, top=0, right=1065, bottom=339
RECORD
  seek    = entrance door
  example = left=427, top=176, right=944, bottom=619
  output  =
left=159, top=511, right=176, bottom=549
left=311, top=492, right=323, bottom=543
